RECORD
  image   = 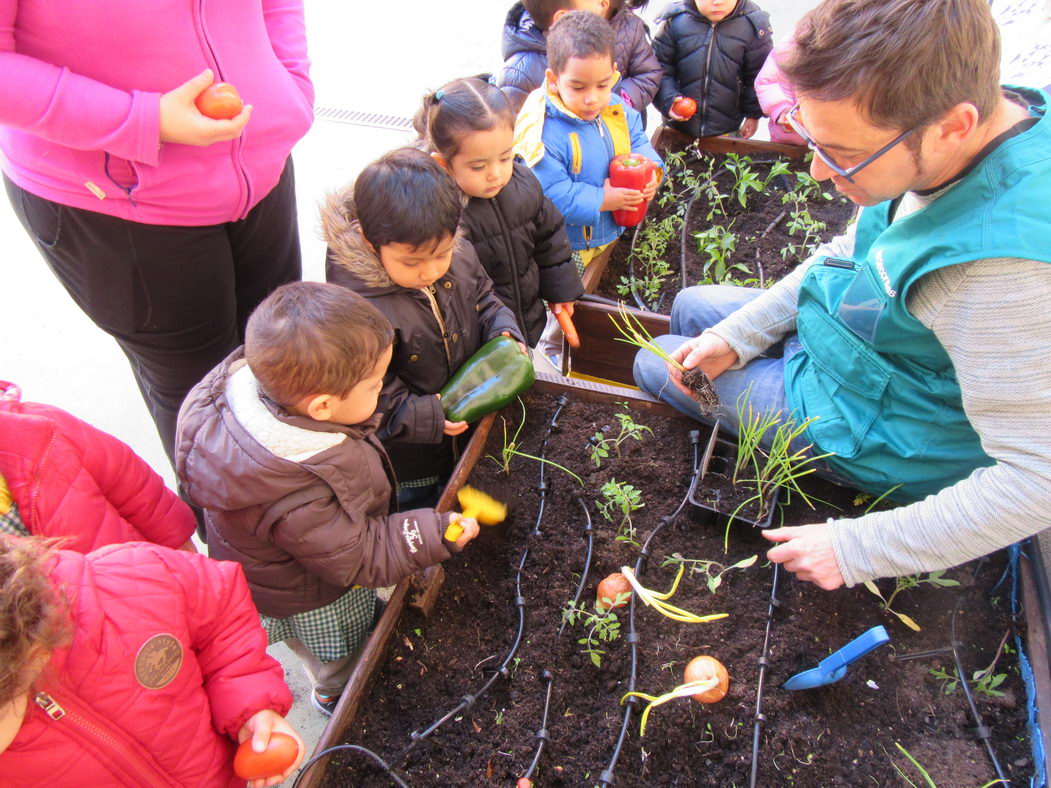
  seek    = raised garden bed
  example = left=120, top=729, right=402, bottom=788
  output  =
left=597, top=129, right=856, bottom=314
left=307, top=383, right=1037, bottom=788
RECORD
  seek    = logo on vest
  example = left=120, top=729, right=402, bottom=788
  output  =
left=874, top=250, right=897, bottom=298
left=401, top=517, right=422, bottom=554
left=134, top=633, right=183, bottom=690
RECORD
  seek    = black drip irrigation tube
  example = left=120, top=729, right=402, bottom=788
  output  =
left=748, top=563, right=781, bottom=788
left=597, top=429, right=704, bottom=787
left=390, top=396, right=570, bottom=770
left=290, top=744, right=409, bottom=788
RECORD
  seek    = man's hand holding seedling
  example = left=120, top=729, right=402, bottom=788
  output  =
left=668, top=332, right=738, bottom=398
left=763, top=521, right=845, bottom=590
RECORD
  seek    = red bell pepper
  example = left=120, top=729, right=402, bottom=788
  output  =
left=609, top=153, right=656, bottom=227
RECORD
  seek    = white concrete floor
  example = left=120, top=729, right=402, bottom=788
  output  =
left=4, top=0, right=1046, bottom=778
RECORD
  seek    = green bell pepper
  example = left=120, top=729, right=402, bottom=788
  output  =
left=439, top=336, right=535, bottom=423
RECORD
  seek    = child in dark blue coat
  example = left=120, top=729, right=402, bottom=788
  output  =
left=652, top=0, right=773, bottom=138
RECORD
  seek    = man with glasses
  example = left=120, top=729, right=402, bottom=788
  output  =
left=634, top=0, right=1051, bottom=591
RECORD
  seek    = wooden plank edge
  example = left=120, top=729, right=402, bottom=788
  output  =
left=299, top=412, right=498, bottom=787
left=534, top=371, right=692, bottom=421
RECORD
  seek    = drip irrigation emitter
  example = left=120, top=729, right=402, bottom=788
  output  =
left=748, top=563, right=781, bottom=788
left=392, top=396, right=570, bottom=768
left=519, top=670, right=555, bottom=784
left=290, top=744, right=409, bottom=788
left=597, top=430, right=703, bottom=787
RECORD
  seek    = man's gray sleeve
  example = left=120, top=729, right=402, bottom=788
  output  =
left=709, top=219, right=859, bottom=367
left=830, top=258, right=1051, bottom=586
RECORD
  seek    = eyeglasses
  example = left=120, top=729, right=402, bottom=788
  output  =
left=784, top=103, right=917, bottom=183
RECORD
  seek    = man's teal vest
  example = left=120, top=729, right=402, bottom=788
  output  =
left=784, top=88, right=1051, bottom=501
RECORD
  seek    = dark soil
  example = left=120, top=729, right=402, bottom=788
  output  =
left=598, top=149, right=856, bottom=314
left=324, top=391, right=1032, bottom=787
left=681, top=367, right=719, bottom=415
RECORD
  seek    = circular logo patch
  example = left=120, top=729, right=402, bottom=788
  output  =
left=134, top=633, right=183, bottom=690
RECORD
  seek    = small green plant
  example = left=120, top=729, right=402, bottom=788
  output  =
left=598, top=479, right=644, bottom=546
left=661, top=552, right=758, bottom=593
left=589, top=403, right=653, bottom=467
left=723, top=153, right=765, bottom=209
left=725, top=388, right=832, bottom=548
left=619, top=214, right=679, bottom=306
left=562, top=597, right=625, bottom=667
left=486, top=397, right=585, bottom=485
left=929, top=631, right=1011, bottom=696
left=863, top=571, right=960, bottom=631
left=694, top=223, right=751, bottom=285
left=701, top=157, right=729, bottom=220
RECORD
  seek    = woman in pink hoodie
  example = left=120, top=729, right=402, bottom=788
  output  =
left=0, top=0, right=314, bottom=467
left=754, top=38, right=806, bottom=146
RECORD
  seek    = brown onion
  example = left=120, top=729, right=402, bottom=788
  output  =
left=596, top=572, right=632, bottom=611
left=684, top=655, right=729, bottom=703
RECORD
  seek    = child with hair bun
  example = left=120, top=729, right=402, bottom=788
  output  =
left=415, top=76, right=584, bottom=349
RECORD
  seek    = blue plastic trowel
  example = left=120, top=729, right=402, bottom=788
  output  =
left=783, top=625, right=891, bottom=690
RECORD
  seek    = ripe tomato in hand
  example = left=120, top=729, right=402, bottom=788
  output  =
left=195, top=82, right=244, bottom=120
left=233, top=732, right=300, bottom=780
left=671, top=96, right=697, bottom=120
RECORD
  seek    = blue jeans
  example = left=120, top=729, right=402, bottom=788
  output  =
left=633, top=286, right=853, bottom=485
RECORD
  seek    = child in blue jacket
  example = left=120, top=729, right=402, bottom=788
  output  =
left=513, top=10, right=663, bottom=278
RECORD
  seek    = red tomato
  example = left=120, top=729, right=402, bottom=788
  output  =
left=684, top=655, right=729, bottom=703
left=233, top=732, right=300, bottom=780
left=596, top=572, right=632, bottom=611
left=671, top=96, right=697, bottom=120
left=195, top=82, right=244, bottom=120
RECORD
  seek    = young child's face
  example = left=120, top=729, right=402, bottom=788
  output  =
left=546, top=54, right=616, bottom=122
left=378, top=234, right=456, bottom=289
left=443, top=125, right=515, bottom=200
left=324, top=344, right=393, bottom=425
left=694, top=0, right=738, bottom=22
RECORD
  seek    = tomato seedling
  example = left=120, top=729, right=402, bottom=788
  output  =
left=195, top=82, right=244, bottom=120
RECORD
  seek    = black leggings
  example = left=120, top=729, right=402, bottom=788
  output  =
left=5, top=158, right=302, bottom=466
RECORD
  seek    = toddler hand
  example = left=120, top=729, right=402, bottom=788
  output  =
left=447, top=515, right=480, bottom=551
left=640, top=171, right=659, bottom=202
left=739, top=117, right=759, bottom=139
left=549, top=302, right=575, bottom=318
left=501, top=330, right=529, bottom=355
left=160, top=69, right=252, bottom=146
left=668, top=96, right=689, bottom=122
left=443, top=418, right=469, bottom=436
left=236, top=710, right=306, bottom=788
left=601, top=179, right=644, bottom=212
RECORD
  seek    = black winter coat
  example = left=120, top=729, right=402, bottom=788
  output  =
left=461, top=163, right=583, bottom=346
left=497, top=1, right=662, bottom=120
left=322, top=195, right=522, bottom=483
left=652, top=0, right=773, bottom=137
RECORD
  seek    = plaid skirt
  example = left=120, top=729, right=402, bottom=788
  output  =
left=261, top=585, right=377, bottom=663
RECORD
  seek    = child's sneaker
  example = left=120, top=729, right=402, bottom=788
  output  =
left=311, top=690, right=340, bottom=716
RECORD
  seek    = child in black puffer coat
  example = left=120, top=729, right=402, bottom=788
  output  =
left=415, top=77, right=584, bottom=348
left=653, top=0, right=773, bottom=138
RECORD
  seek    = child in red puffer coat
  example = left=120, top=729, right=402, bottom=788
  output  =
left=0, top=535, right=302, bottom=787
left=0, top=381, right=196, bottom=552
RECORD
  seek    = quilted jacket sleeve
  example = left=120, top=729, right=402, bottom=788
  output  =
left=271, top=494, right=453, bottom=589
left=154, top=547, right=292, bottom=737
left=526, top=171, right=583, bottom=304
left=19, top=402, right=195, bottom=551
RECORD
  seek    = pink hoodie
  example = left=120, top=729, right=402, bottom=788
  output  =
left=754, top=40, right=805, bottom=146
left=0, top=0, right=314, bottom=226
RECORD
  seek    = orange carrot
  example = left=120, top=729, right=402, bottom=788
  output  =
left=555, top=309, right=580, bottom=349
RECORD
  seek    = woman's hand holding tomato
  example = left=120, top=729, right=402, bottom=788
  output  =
left=160, top=69, right=252, bottom=147
left=235, top=709, right=305, bottom=787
